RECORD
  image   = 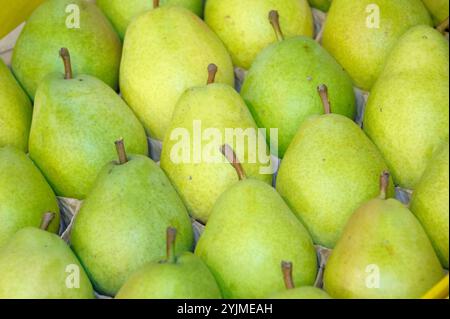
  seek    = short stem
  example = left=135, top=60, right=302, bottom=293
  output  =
left=220, top=144, right=247, bottom=180
left=317, top=84, right=332, bottom=114
left=379, top=171, right=390, bottom=200
left=40, top=212, right=56, bottom=231
left=115, top=138, right=128, bottom=165
left=207, top=64, right=218, bottom=85
left=269, top=10, right=284, bottom=42
left=59, top=48, right=73, bottom=80
left=166, top=227, right=177, bottom=264
left=437, top=16, right=449, bottom=34
left=281, top=261, right=295, bottom=290
left=153, top=0, right=160, bottom=9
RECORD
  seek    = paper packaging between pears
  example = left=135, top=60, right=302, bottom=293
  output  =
left=0, top=8, right=442, bottom=299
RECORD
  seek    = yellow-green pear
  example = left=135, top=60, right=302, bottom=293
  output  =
left=0, top=147, right=60, bottom=248
left=160, top=65, right=272, bottom=223
left=276, top=86, right=394, bottom=248
left=195, top=146, right=317, bottom=299
left=322, top=0, right=432, bottom=90
left=205, top=0, right=314, bottom=70
left=0, top=59, right=32, bottom=152
left=120, top=5, right=234, bottom=141
left=410, top=143, right=449, bottom=268
left=29, top=49, right=148, bottom=199
left=71, top=140, right=194, bottom=296
left=422, top=0, right=449, bottom=26
left=323, top=173, right=444, bottom=299
left=363, top=25, right=449, bottom=189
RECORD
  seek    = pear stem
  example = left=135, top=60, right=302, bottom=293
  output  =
left=379, top=171, right=390, bottom=200
left=207, top=64, right=218, bottom=85
left=59, top=48, right=73, bottom=80
left=220, top=144, right=247, bottom=181
left=281, top=261, right=295, bottom=290
left=166, top=227, right=177, bottom=264
left=437, top=16, right=449, bottom=34
left=153, top=0, right=160, bottom=9
left=269, top=10, right=285, bottom=42
left=317, top=84, right=332, bottom=114
left=40, top=212, right=56, bottom=231
left=115, top=138, right=128, bottom=165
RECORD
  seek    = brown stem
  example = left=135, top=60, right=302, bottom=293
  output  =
left=40, top=212, right=56, bottom=231
left=437, top=16, right=449, bottom=34
left=59, top=48, right=73, bottom=80
left=269, top=10, right=284, bottom=42
left=379, top=171, right=390, bottom=200
left=281, top=261, right=295, bottom=290
left=166, top=227, right=177, bottom=263
left=115, top=138, right=128, bottom=165
left=153, top=0, right=160, bottom=9
left=220, top=144, right=247, bottom=181
left=317, top=84, right=332, bottom=114
left=207, top=64, right=218, bottom=85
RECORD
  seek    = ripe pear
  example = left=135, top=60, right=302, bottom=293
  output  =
left=29, top=48, right=148, bottom=199
left=0, top=59, right=32, bottom=152
left=205, top=0, right=314, bottom=70
left=422, top=0, right=449, bottom=26
left=120, top=5, right=234, bottom=141
left=323, top=173, right=444, bottom=299
left=308, top=0, right=332, bottom=12
left=410, top=143, right=449, bottom=268
left=276, top=86, right=394, bottom=248
left=268, top=262, right=331, bottom=299
left=0, top=213, right=94, bottom=299
left=11, top=0, right=122, bottom=98
left=241, top=11, right=355, bottom=157
left=71, top=140, right=194, bottom=296
left=97, top=0, right=204, bottom=39
left=322, top=0, right=432, bottom=90
left=116, top=228, right=221, bottom=299
left=195, top=145, right=317, bottom=299
left=363, top=25, right=449, bottom=189
left=160, top=65, right=272, bottom=223
left=0, top=147, right=60, bottom=248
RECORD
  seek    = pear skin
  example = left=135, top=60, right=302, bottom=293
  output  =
left=422, top=0, right=449, bottom=26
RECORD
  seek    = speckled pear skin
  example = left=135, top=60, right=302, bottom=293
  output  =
left=410, top=143, right=449, bottom=268
left=195, top=179, right=317, bottom=299
left=0, top=60, right=32, bottom=152
left=161, top=83, right=273, bottom=223
left=276, top=114, right=394, bottom=249
left=363, top=26, right=449, bottom=189
left=29, top=73, right=148, bottom=199
left=116, top=252, right=222, bottom=299
left=323, top=198, right=444, bottom=299
left=97, top=0, right=204, bottom=39
left=269, top=286, right=332, bottom=299
left=70, top=155, right=194, bottom=297
left=120, top=6, right=234, bottom=141
left=11, top=0, right=122, bottom=98
left=322, top=0, right=432, bottom=91
left=0, top=228, right=94, bottom=299
left=241, top=37, right=356, bottom=157
left=205, top=0, right=314, bottom=70
left=0, top=147, right=60, bottom=248
left=422, top=0, right=449, bottom=25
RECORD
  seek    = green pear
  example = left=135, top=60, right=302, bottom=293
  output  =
left=161, top=65, right=272, bottom=223
left=0, top=213, right=94, bottom=299
left=116, top=227, right=221, bottom=299
left=422, top=0, right=449, bottom=26
left=195, top=145, right=317, bottom=299
left=71, top=140, right=194, bottom=296
left=410, top=143, right=449, bottom=268
left=205, top=0, right=314, bottom=70
left=97, top=0, right=204, bottom=40
left=0, top=59, right=32, bottom=152
left=363, top=25, right=449, bottom=189
left=323, top=173, right=444, bottom=299
left=241, top=11, right=355, bottom=157
left=276, top=86, right=394, bottom=248
left=322, top=0, right=432, bottom=90
left=120, top=5, right=234, bottom=141
left=268, top=261, right=331, bottom=299
left=29, top=48, right=148, bottom=199
left=11, top=0, right=122, bottom=99
left=308, top=0, right=332, bottom=12
left=0, top=146, right=60, bottom=248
